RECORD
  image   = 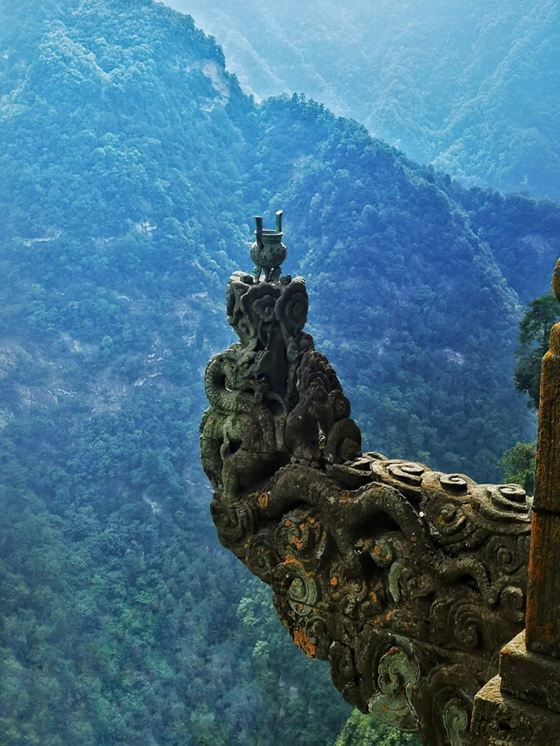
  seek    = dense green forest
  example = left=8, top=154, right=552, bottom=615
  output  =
left=166, top=0, right=560, bottom=199
left=335, top=712, right=421, bottom=746
left=1, top=0, right=560, bottom=743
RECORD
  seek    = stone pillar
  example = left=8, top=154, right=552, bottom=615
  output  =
left=525, top=262, right=560, bottom=656
left=471, top=259, right=560, bottom=744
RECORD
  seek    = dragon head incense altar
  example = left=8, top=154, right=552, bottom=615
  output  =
left=199, top=214, right=533, bottom=745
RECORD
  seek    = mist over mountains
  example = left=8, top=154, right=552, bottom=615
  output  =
left=165, top=0, right=560, bottom=199
left=0, top=0, right=559, bottom=744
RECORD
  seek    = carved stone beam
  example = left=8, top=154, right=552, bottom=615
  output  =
left=200, top=215, right=531, bottom=746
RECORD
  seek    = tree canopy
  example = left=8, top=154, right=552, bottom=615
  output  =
left=514, top=294, right=560, bottom=409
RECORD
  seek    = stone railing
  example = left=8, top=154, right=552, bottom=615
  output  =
left=200, top=214, right=560, bottom=745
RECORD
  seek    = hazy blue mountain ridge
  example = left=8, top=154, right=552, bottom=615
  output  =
left=0, top=0, right=559, bottom=744
left=165, top=0, right=560, bottom=199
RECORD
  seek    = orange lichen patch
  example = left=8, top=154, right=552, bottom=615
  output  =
left=309, top=518, right=316, bottom=525
left=331, top=576, right=338, bottom=587
left=527, top=514, right=552, bottom=585
left=257, top=492, right=269, bottom=508
left=290, top=536, right=305, bottom=550
left=526, top=513, right=560, bottom=650
left=283, top=556, right=303, bottom=568
left=373, top=544, right=390, bottom=561
left=293, top=628, right=317, bottom=658
left=341, top=492, right=351, bottom=503
left=371, top=593, right=378, bottom=604
left=285, top=520, right=292, bottom=527
left=385, top=611, right=393, bottom=621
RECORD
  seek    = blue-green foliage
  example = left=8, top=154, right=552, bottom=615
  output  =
left=167, top=0, right=560, bottom=199
left=249, top=96, right=556, bottom=477
left=0, top=0, right=559, bottom=744
left=335, top=710, right=422, bottom=746
left=0, top=3, right=352, bottom=744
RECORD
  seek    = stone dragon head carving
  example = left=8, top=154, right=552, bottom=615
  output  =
left=200, top=214, right=531, bottom=746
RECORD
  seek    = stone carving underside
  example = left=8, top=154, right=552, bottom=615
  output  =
left=200, top=229, right=531, bottom=746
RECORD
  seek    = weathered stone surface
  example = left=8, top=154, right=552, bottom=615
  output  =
left=500, top=631, right=560, bottom=713
left=525, top=510, right=560, bottom=658
left=200, top=217, right=534, bottom=745
left=471, top=675, right=560, bottom=746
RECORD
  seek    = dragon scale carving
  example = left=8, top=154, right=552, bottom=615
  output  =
left=200, top=219, right=531, bottom=746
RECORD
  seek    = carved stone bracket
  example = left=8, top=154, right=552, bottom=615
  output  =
left=200, top=216, right=531, bottom=745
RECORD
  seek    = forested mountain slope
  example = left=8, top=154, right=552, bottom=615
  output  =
left=1, top=0, right=559, bottom=744
left=0, top=4, right=352, bottom=744
left=165, top=0, right=560, bottom=199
